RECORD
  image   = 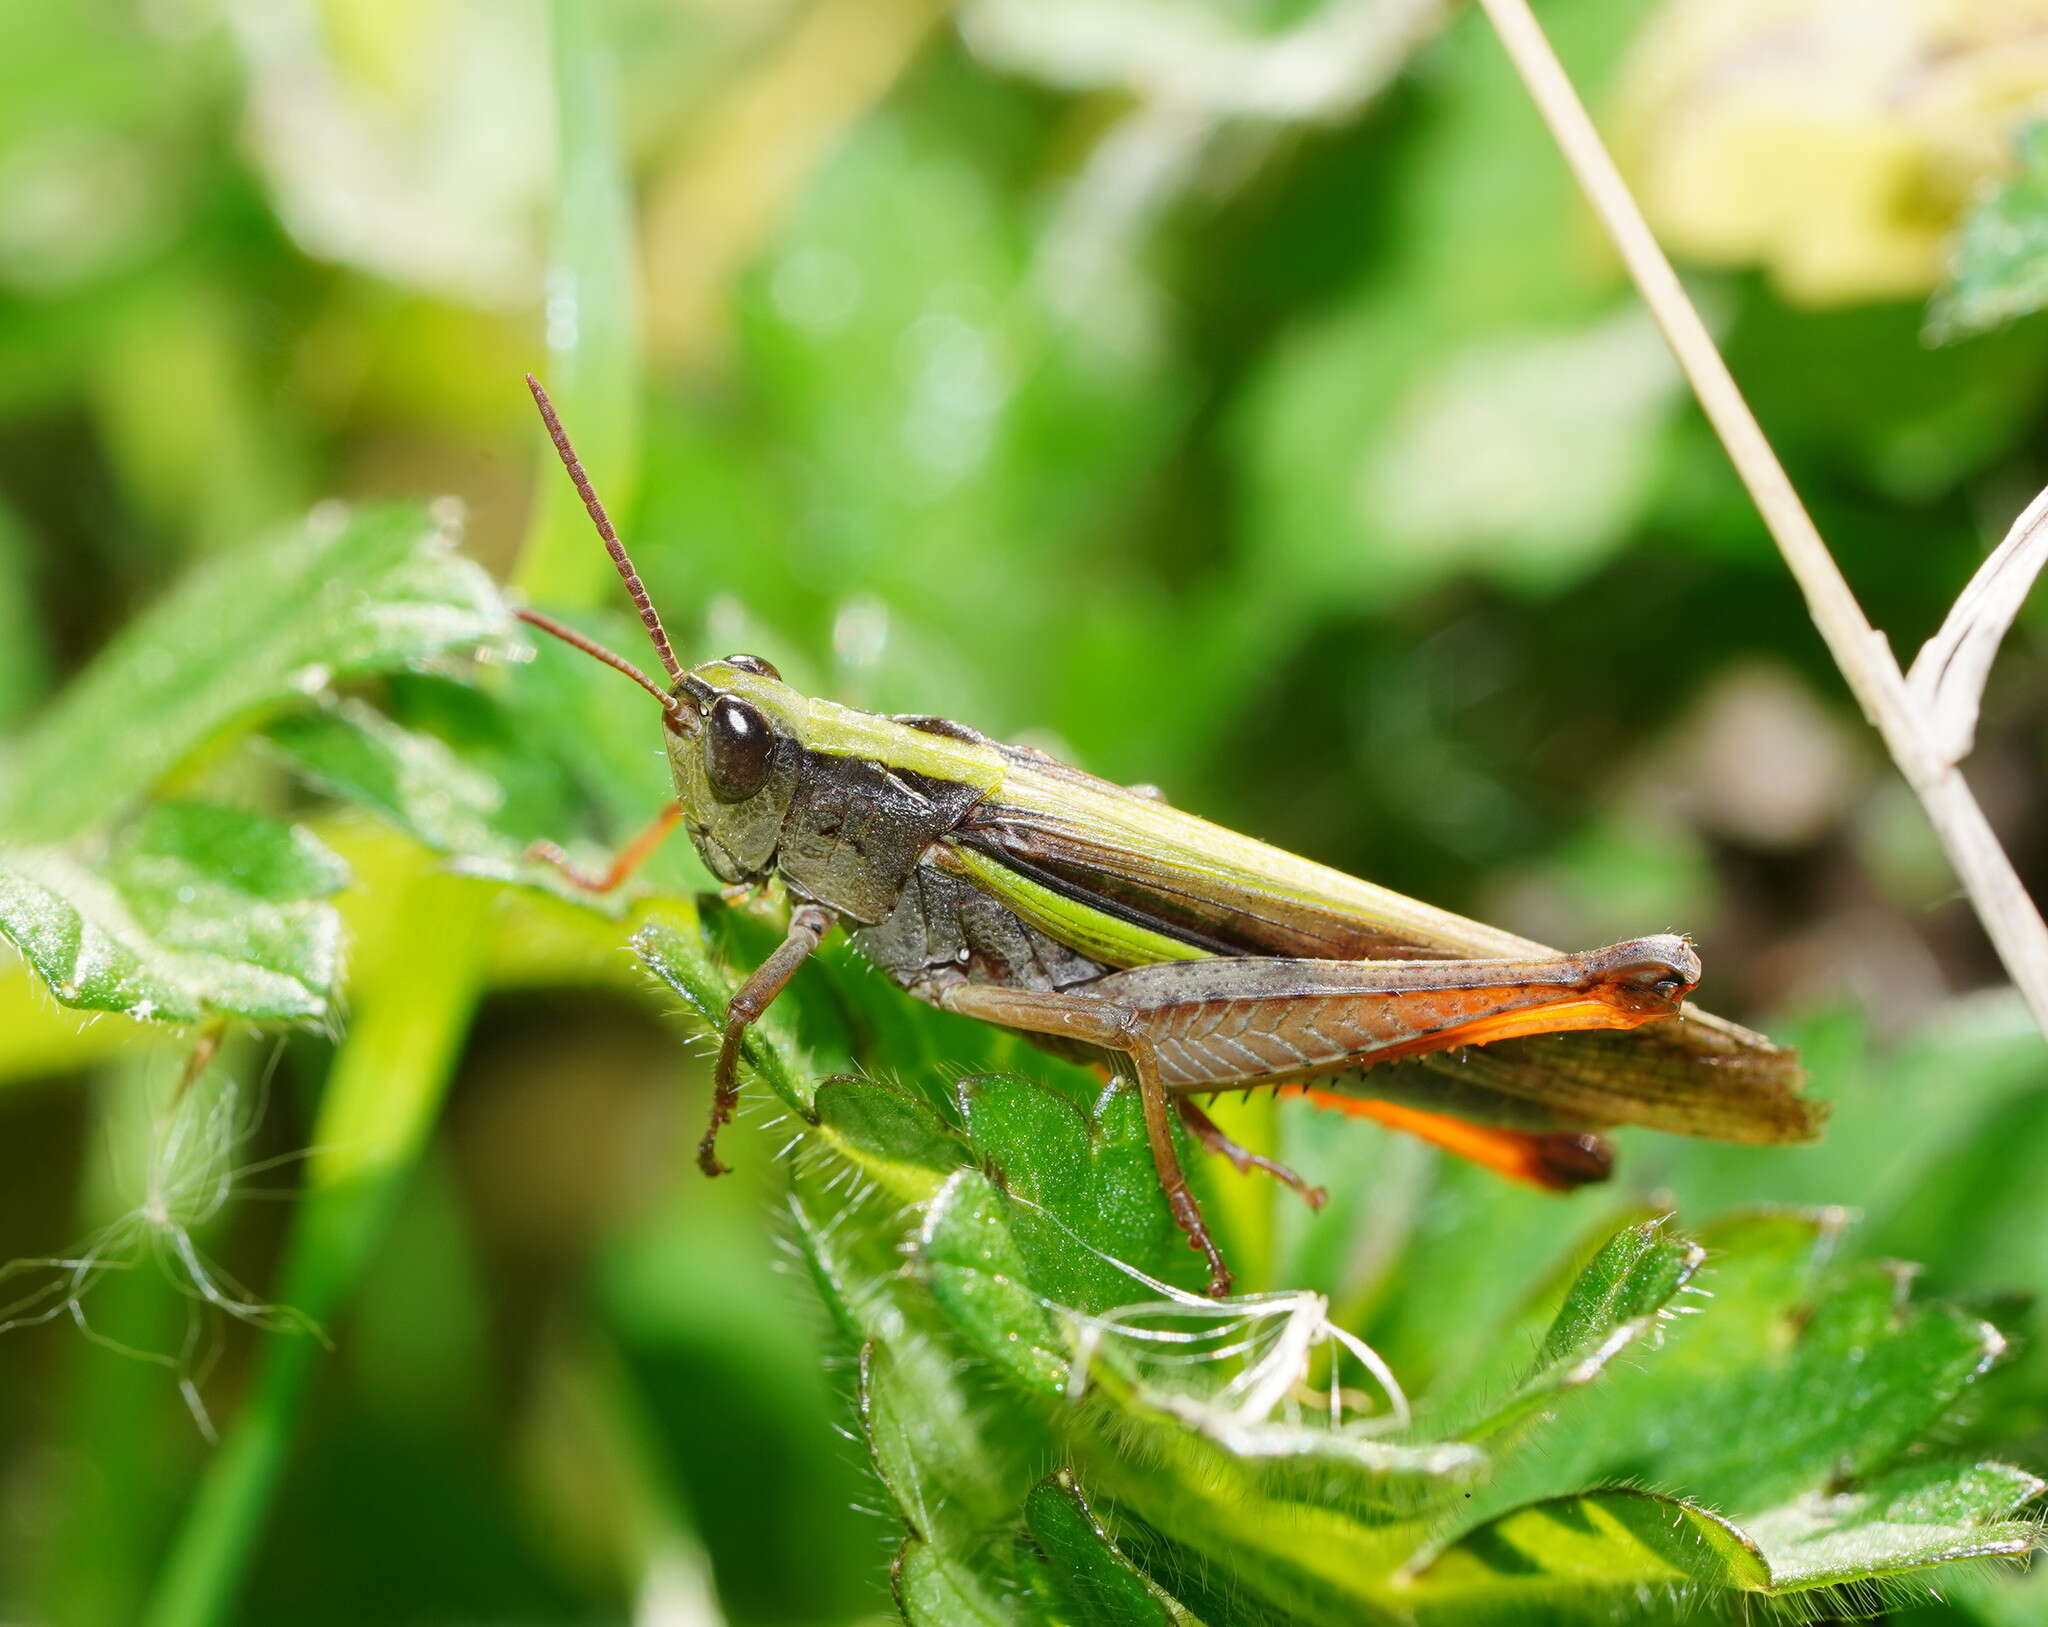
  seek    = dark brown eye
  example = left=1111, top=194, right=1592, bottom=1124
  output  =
left=704, top=696, right=776, bottom=802
left=722, top=653, right=781, bottom=681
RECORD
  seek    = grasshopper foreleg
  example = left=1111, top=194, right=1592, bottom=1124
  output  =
left=700, top=902, right=835, bottom=1177
left=1175, top=1096, right=1327, bottom=1210
left=529, top=799, right=685, bottom=894
left=935, top=982, right=1235, bottom=1297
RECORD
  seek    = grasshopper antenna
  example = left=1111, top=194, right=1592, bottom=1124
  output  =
left=514, top=606, right=680, bottom=715
left=524, top=372, right=684, bottom=684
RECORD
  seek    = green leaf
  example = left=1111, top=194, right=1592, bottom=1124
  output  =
left=860, top=1340, right=1025, bottom=1548
left=265, top=697, right=519, bottom=864
left=1444, top=1214, right=1705, bottom=1443
left=1412, top=1462, right=2042, bottom=1612
left=893, top=1539, right=1035, bottom=1627
left=812, top=1075, right=964, bottom=1205
left=1409, top=1490, right=1769, bottom=1604
left=0, top=503, right=509, bottom=844
left=1454, top=1210, right=2011, bottom=1540
left=956, top=1070, right=1196, bottom=1305
left=919, top=1168, right=1073, bottom=1398
left=631, top=917, right=810, bottom=1116
left=1929, top=121, right=2048, bottom=344
left=1019, top=1472, right=1186, bottom=1627
left=916, top=1149, right=1485, bottom=1530
left=1620, top=1253, right=2008, bottom=1518
left=1742, top=1460, right=2043, bottom=1589
left=264, top=676, right=692, bottom=912
left=0, top=801, right=347, bottom=1024
left=751, top=935, right=2037, bottom=1622
left=1534, top=1215, right=1703, bottom=1369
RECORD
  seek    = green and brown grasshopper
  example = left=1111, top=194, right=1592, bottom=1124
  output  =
left=514, top=376, right=1821, bottom=1295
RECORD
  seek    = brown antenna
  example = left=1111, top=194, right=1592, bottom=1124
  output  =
left=514, top=607, right=680, bottom=715
left=525, top=373, right=683, bottom=683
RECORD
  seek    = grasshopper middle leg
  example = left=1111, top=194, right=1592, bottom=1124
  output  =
left=935, top=981, right=1235, bottom=1297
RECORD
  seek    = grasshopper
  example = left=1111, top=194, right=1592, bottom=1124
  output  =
left=514, top=376, right=1821, bottom=1295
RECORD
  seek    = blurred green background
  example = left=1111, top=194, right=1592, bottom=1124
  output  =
left=8, top=0, right=2048, bottom=1622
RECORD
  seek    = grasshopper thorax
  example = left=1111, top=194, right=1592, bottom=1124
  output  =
left=667, top=653, right=1000, bottom=922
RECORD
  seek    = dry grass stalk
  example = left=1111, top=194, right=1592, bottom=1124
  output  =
left=1474, top=0, right=2048, bottom=1040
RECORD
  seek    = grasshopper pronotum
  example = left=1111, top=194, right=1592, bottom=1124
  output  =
left=514, top=377, right=1821, bottom=1295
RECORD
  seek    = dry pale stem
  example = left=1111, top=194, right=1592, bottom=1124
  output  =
left=1474, top=0, right=2048, bottom=1040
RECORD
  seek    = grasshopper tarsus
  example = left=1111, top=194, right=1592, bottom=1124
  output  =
left=1182, top=1212, right=1234, bottom=1298
left=703, top=1026, right=746, bottom=1176
left=1161, top=1168, right=1232, bottom=1295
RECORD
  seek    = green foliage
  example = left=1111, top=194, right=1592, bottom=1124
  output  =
left=0, top=505, right=508, bottom=846
left=0, top=479, right=2037, bottom=1621
left=11, top=0, right=2048, bottom=1624
left=621, top=921, right=2040, bottom=1625
left=265, top=698, right=522, bottom=868
left=0, top=507, right=508, bottom=1027
left=0, top=802, right=347, bottom=1023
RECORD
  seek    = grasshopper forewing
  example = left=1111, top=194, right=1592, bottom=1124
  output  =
left=513, top=375, right=1822, bottom=1296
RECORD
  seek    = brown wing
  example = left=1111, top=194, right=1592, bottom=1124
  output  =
left=969, top=754, right=1822, bottom=1144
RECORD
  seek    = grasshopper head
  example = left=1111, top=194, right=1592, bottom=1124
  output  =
left=514, top=377, right=815, bottom=889
left=668, top=654, right=804, bottom=884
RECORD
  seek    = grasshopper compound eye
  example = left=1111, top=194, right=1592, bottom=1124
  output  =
left=705, top=695, right=776, bottom=802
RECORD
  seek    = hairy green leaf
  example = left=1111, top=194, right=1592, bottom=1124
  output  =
left=265, top=698, right=517, bottom=864
left=632, top=917, right=809, bottom=1116
left=1020, top=1473, right=1186, bottom=1627
left=1742, top=1460, right=2043, bottom=1589
left=813, top=1075, right=964, bottom=1204
left=773, top=1008, right=2033, bottom=1622
left=0, top=801, right=346, bottom=1023
left=1436, top=1213, right=1704, bottom=1444
left=1409, top=1491, right=1769, bottom=1604
left=0, top=503, right=508, bottom=844
left=893, top=1540, right=1031, bottom=1627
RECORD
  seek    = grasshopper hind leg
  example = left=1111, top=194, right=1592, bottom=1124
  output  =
left=1176, top=1096, right=1327, bottom=1210
left=936, top=982, right=1236, bottom=1297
